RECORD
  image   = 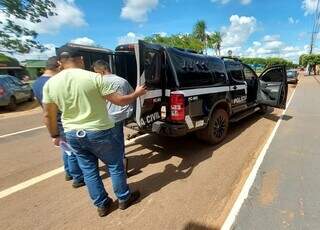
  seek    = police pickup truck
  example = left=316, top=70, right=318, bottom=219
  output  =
left=58, top=42, right=288, bottom=144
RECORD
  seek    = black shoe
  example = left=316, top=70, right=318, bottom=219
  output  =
left=118, top=190, right=140, bottom=210
left=65, top=174, right=73, bottom=181
left=97, top=199, right=113, bottom=217
left=72, top=181, right=85, bottom=188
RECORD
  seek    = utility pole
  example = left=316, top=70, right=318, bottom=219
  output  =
left=310, top=0, right=320, bottom=54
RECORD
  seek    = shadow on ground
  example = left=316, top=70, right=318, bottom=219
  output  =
left=183, top=222, right=218, bottom=230
left=100, top=107, right=286, bottom=203
left=0, top=101, right=39, bottom=114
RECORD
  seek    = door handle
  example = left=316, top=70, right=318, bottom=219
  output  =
left=233, top=86, right=237, bottom=90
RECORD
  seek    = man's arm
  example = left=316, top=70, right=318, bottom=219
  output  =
left=105, top=85, right=147, bottom=106
left=43, top=103, right=59, bottom=138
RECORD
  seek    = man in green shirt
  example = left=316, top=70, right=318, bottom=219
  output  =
left=42, top=47, right=146, bottom=217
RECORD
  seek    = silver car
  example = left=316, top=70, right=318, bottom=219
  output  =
left=286, top=70, right=299, bottom=84
left=0, top=75, right=34, bottom=111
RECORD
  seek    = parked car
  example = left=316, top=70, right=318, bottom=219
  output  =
left=57, top=41, right=288, bottom=144
left=286, top=69, right=299, bottom=84
left=0, top=75, right=34, bottom=111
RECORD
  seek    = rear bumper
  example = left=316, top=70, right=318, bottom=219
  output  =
left=287, top=78, right=298, bottom=84
left=151, top=121, right=188, bottom=137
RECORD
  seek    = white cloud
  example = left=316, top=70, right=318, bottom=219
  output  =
left=118, top=32, right=144, bottom=45
left=220, top=15, right=257, bottom=55
left=121, top=0, right=159, bottom=22
left=70, top=37, right=96, bottom=46
left=211, top=0, right=252, bottom=5
left=288, top=17, right=299, bottom=24
left=245, top=35, right=306, bottom=63
left=302, top=0, right=318, bottom=15
left=1, top=0, right=86, bottom=35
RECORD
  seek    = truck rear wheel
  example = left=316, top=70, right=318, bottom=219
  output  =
left=196, top=108, right=229, bottom=144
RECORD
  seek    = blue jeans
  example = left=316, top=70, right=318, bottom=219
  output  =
left=60, top=132, right=83, bottom=183
left=61, top=150, right=83, bottom=183
left=110, top=122, right=125, bottom=158
left=65, top=129, right=130, bottom=208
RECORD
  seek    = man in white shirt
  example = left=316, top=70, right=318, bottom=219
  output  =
left=93, top=60, right=134, bottom=172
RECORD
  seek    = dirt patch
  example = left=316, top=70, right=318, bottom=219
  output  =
left=258, top=169, right=280, bottom=206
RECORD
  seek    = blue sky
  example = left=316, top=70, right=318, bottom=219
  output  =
left=6, top=0, right=318, bottom=62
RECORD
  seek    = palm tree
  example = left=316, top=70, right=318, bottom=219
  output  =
left=209, top=31, right=222, bottom=56
left=193, top=20, right=207, bottom=53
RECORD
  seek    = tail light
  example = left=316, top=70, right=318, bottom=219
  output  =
left=170, top=93, right=185, bottom=121
left=0, top=86, right=5, bottom=97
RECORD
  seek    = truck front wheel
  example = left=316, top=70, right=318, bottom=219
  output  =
left=196, top=108, right=229, bottom=144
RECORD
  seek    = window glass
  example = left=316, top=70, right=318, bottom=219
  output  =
left=229, top=70, right=244, bottom=81
left=261, top=68, right=283, bottom=82
left=144, top=51, right=161, bottom=88
left=225, top=61, right=244, bottom=82
left=243, top=66, right=256, bottom=80
left=4, top=77, right=16, bottom=86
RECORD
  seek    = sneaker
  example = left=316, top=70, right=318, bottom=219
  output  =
left=97, top=199, right=113, bottom=217
left=65, top=174, right=73, bottom=181
left=72, top=181, right=85, bottom=188
left=118, top=190, right=140, bottom=210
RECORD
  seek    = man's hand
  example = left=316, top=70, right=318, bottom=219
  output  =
left=105, top=85, right=147, bottom=106
left=134, top=85, right=147, bottom=97
left=52, top=137, right=61, bottom=147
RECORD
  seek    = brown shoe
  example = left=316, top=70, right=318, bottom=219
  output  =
left=118, top=190, right=140, bottom=210
left=97, top=199, right=113, bottom=217
left=65, top=174, right=72, bottom=181
left=72, top=181, right=85, bottom=188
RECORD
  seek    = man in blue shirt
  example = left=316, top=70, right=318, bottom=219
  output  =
left=93, top=60, right=134, bottom=173
left=32, top=56, right=84, bottom=187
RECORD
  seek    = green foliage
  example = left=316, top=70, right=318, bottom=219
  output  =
left=241, top=57, right=297, bottom=68
left=193, top=20, right=207, bottom=43
left=299, top=54, right=320, bottom=67
left=145, top=33, right=204, bottom=53
left=0, top=53, right=19, bottom=66
left=208, top=31, right=222, bottom=55
left=0, top=0, right=56, bottom=53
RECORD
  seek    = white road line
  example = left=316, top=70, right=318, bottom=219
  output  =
left=221, top=87, right=297, bottom=230
left=0, top=133, right=149, bottom=199
left=0, top=126, right=46, bottom=139
left=0, top=167, right=64, bottom=199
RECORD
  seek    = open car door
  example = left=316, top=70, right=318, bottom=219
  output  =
left=135, top=40, right=164, bottom=128
left=257, top=65, right=288, bottom=109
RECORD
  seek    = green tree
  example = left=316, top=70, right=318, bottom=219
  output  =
left=0, top=0, right=56, bottom=53
left=145, top=33, right=204, bottom=53
left=192, top=20, right=207, bottom=52
left=0, top=53, right=19, bottom=66
left=208, top=31, right=222, bottom=56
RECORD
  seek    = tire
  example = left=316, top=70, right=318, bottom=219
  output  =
left=7, top=96, right=17, bottom=111
left=28, top=91, right=35, bottom=102
left=196, top=108, right=229, bottom=145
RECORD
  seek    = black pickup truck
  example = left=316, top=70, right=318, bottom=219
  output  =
left=57, top=41, right=288, bottom=144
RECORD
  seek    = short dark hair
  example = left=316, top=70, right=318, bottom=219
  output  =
left=57, top=46, right=82, bottom=60
left=46, top=56, right=59, bottom=70
left=93, top=60, right=110, bottom=72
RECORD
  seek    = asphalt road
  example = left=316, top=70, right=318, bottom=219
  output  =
left=0, top=85, right=295, bottom=230
left=234, top=76, right=320, bottom=229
